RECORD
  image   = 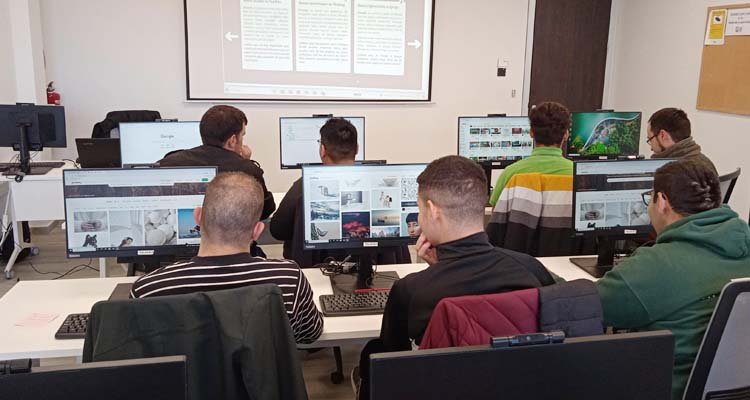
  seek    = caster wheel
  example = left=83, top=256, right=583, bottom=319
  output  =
left=30, top=247, right=40, bottom=256
left=5, top=270, right=13, bottom=280
left=330, top=371, right=343, bottom=384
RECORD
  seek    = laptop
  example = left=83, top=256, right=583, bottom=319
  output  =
left=75, top=138, right=121, bottom=168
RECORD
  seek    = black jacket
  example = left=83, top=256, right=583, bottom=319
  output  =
left=270, top=178, right=410, bottom=267
left=538, top=279, right=604, bottom=337
left=82, top=284, right=308, bottom=400
left=380, top=232, right=554, bottom=351
left=159, top=144, right=276, bottom=220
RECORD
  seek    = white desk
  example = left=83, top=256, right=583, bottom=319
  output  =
left=2, top=164, right=67, bottom=279
left=0, top=257, right=596, bottom=361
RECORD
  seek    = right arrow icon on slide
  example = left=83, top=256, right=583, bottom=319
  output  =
left=407, top=40, right=422, bottom=49
left=225, top=32, right=239, bottom=42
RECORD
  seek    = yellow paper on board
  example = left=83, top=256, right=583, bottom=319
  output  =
left=705, top=9, right=728, bottom=45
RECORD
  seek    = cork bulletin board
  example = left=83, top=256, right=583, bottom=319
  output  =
left=696, top=4, right=750, bottom=115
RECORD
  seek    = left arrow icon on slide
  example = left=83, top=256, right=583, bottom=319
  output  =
left=225, top=32, right=239, bottom=42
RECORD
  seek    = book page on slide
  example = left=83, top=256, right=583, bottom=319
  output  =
left=295, top=0, right=352, bottom=73
left=354, top=0, right=406, bottom=76
left=240, top=0, right=293, bottom=71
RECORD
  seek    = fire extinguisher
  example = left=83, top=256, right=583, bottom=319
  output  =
left=46, top=81, right=61, bottom=105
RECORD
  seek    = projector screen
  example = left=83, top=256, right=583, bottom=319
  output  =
left=184, top=0, right=434, bottom=102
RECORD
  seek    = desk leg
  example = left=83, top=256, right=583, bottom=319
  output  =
left=99, top=258, right=106, bottom=278
left=3, top=221, right=23, bottom=279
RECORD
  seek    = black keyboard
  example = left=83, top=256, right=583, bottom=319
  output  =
left=0, top=161, right=65, bottom=169
left=320, top=291, right=390, bottom=317
left=55, top=313, right=89, bottom=339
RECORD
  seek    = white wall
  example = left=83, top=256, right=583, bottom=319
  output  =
left=40, top=0, right=530, bottom=192
left=606, top=0, right=750, bottom=219
left=0, top=0, right=17, bottom=103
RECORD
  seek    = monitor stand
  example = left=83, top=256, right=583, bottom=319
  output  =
left=329, top=249, right=399, bottom=294
left=570, top=236, right=618, bottom=279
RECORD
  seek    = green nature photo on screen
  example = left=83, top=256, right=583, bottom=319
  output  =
left=568, top=112, right=642, bottom=157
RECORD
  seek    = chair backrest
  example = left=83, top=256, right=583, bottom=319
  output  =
left=372, top=331, right=675, bottom=400
left=82, top=284, right=308, bottom=400
left=92, top=110, right=161, bottom=138
left=718, top=168, right=741, bottom=204
left=420, top=288, right=540, bottom=349
left=683, top=278, right=750, bottom=400
left=486, top=173, right=576, bottom=256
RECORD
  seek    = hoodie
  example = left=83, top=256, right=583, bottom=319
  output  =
left=596, top=206, right=750, bottom=399
left=651, top=137, right=718, bottom=175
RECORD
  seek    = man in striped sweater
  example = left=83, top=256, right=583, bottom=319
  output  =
left=131, top=172, right=323, bottom=344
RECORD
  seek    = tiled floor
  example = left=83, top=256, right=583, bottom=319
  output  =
left=0, top=224, right=361, bottom=400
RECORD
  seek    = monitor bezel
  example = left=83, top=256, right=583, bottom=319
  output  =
left=572, top=159, right=672, bottom=237
left=566, top=111, right=643, bottom=159
left=279, top=116, right=366, bottom=169
left=456, top=115, right=533, bottom=163
left=118, top=121, right=201, bottom=167
left=301, top=163, right=425, bottom=251
left=63, top=166, right=217, bottom=259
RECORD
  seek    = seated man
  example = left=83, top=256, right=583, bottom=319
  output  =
left=596, top=159, right=750, bottom=399
left=159, top=105, right=275, bottom=220
left=488, top=101, right=573, bottom=207
left=270, top=118, right=410, bottom=267
left=355, top=155, right=554, bottom=399
left=131, top=173, right=323, bottom=344
left=647, top=107, right=717, bottom=174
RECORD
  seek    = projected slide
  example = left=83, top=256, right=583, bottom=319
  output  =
left=185, top=0, right=434, bottom=101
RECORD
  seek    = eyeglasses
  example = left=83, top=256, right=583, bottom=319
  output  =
left=646, top=135, right=656, bottom=144
left=642, top=189, right=654, bottom=206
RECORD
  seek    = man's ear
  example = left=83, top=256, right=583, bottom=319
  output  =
left=562, top=130, right=570, bottom=146
left=656, top=192, right=671, bottom=214
left=224, top=133, right=239, bottom=149
left=319, top=144, right=327, bottom=162
left=427, top=199, right=440, bottom=221
left=193, top=207, right=202, bottom=226
left=251, top=221, right=265, bottom=241
left=529, top=129, right=535, bottom=139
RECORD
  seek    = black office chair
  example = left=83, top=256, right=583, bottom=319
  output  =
left=91, top=110, right=161, bottom=138
left=683, top=278, right=750, bottom=400
left=718, top=168, right=741, bottom=204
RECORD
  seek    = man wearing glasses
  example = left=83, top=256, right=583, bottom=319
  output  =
left=596, top=159, right=750, bottom=399
left=646, top=108, right=717, bottom=175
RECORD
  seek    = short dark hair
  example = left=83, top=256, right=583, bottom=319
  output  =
left=200, top=172, right=263, bottom=244
left=653, top=159, right=721, bottom=216
left=406, top=213, right=418, bottom=223
left=648, top=108, right=691, bottom=142
left=417, top=156, right=487, bottom=223
left=529, top=102, right=571, bottom=146
left=199, top=105, right=248, bottom=146
left=320, top=118, right=358, bottom=162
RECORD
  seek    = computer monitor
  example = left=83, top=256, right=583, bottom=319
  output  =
left=0, top=103, right=67, bottom=174
left=279, top=116, right=365, bottom=168
left=302, top=163, right=426, bottom=288
left=370, top=331, right=674, bottom=400
left=570, top=159, right=673, bottom=277
left=567, top=111, right=642, bottom=159
left=63, top=167, right=217, bottom=259
left=119, top=121, right=202, bottom=167
left=0, top=356, right=186, bottom=400
left=457, top=116, right=533, bottom=163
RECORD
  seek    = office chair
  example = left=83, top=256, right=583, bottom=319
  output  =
left=91, top=110, right=161, bottom=138
left=718, top=168, right=741, bottom=204
left=683, top=278, right=750, bottom=400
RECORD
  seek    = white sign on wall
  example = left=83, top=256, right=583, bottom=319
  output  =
left=725, top=8, right=750, bottom=36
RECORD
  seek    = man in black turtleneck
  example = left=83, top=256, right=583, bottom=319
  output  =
left=647, top=107, right=717, bottom=175
left=354, top=155, right=554, bottom=399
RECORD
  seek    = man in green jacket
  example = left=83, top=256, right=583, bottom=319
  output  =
left=597, top=159, right=750, bottom=399
left=489, top=101, right=573, bottom=206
